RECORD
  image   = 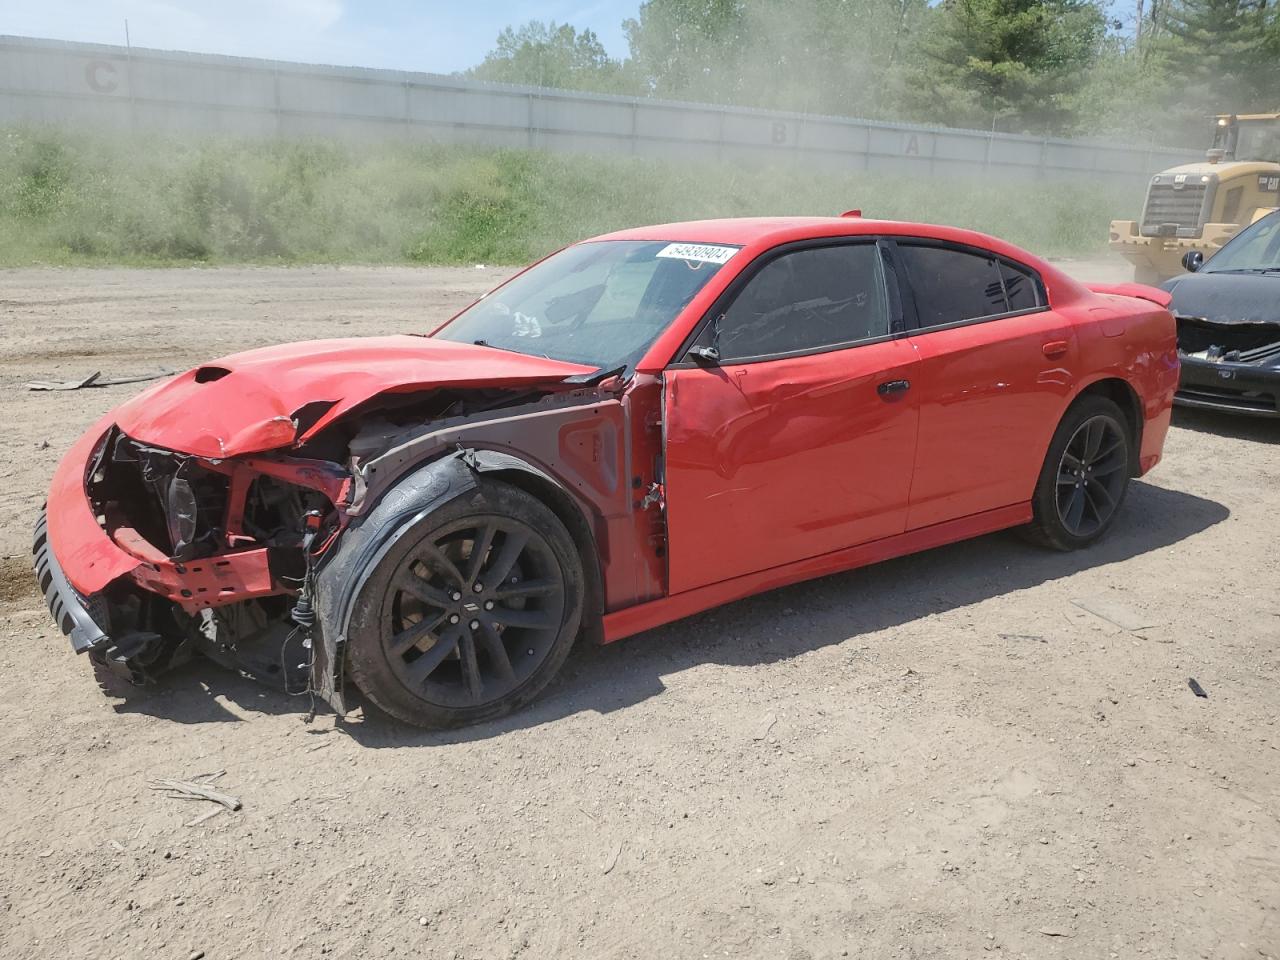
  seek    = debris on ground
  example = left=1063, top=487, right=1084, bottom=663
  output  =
left=1188, top=678, right=1209, bottom=698
left=752, top=713, right=778, bottom=741
left=602, top=841, right=624, bottom=875
left=149, top=776, right=243, bottom=812
left=999, top=633, right=1047, bottom=643
left=25, top=370, right=173, bottom=391
left=1069, top=596, right=1157, bottom=632
left=1038, top=927, right=1074, bottom=937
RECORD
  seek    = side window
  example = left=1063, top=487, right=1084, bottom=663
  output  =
left=1000, top=260, right=1044, bottom=312
left=715, top=245, right=889, bottom=361
left=899, top=244, right=1009, bottom=327
left=899, top=244, right=1044, bottom=328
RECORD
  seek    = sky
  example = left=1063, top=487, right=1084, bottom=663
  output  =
left=1, top=1, right=638, bottom=75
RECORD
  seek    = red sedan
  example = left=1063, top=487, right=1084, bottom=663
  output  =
left=35, top=217, right=1179, bottom=727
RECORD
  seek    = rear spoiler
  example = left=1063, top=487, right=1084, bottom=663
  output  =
left=1085, top=282, right=1173, bottom=309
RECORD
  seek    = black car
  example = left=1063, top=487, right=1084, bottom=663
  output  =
left=1164, top=209, right=1280, bottom=416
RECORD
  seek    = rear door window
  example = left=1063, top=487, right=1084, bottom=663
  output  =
left=899, top=243, right=1043, bottom=328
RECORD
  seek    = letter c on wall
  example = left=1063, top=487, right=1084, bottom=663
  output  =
left=85, top=60, right=119, bottom=94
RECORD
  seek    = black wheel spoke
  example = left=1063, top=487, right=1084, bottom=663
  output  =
left=484, top=530, right=530, bottom=587
left=476, top=621, right=516, bottom=682
left=1091, top=450, right=1127, bottom=477
left=1094, top=437, right=1125, bottom=462
left=489, top=606, right=555, bottom=630
left=1084, top=420, right=1105, bottom=460
left=417, top=543, right=466, bottom=588
left=1087, top=476, right=1115, bottom=507
left=494, top=578, right=557, bottom=600
left=387, top=611, right=447, bottom=657
left=1064, top=485, right=1087, bottom=531
left=403, top=622, right=464, bottom=685
left=394, top=571, right=452, bottom=609
left=466, top=522, right=497, bottom=586
left=458, top=632, right=483, bottom=701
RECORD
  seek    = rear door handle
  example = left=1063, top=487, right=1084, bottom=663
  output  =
left=877, top=379, right=911, bottom=397
left=1042, top=340, right=1069, bottom=358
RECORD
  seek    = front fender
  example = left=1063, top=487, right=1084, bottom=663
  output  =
left=311, top=453, right=477, bottom=714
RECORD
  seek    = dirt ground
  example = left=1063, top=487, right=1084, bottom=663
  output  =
left=1, top=258, right=1277, bottom=960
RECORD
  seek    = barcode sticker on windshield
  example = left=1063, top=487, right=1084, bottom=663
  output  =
left=655, top=243, right=739, bottom=265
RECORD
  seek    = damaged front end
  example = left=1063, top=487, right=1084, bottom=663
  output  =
left=36, top=426, right=349, bottom=689
left=1175, top=315, right=1280, bottom=416
left=35, top=360, right=650, bottom=720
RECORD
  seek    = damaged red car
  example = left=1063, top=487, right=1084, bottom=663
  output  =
left=34, top=217, right=1179, bottom=727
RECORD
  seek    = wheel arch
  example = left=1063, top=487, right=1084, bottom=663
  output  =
left=311, top=449, right=607, bottom=716
left=1066, top=375, right=1144, bottom=476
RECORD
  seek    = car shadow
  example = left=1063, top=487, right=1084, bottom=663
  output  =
left=1173, top=406, right=1280, bottom=444
left=111, top=481, right=1229, bottom=735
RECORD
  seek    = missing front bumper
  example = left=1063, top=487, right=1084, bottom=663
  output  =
left=33, top=508, right=191, bottom=683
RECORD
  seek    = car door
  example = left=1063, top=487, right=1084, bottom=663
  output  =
left=893, top=240, right=1078, bottom=530
left=663, top=241, right=921, bottom=595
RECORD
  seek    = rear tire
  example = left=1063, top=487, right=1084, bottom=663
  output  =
left=347, top=478, right=584, bottom=728
left=1025, top=396, right=1132, bottom=551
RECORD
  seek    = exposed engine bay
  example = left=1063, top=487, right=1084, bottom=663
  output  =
left=1177, top=315, right=1280, bottom=365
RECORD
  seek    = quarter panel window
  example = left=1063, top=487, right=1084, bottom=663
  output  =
left=1000, top=261, right=1043, bottom=312
left=899, top=244, right=1010, bottom=327
left=716, top=245, right=889, bottom=361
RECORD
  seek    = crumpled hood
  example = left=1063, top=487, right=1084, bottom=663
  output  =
left=1164, top=272, right=1280, bottom=325
left=112, top=335, right=594, bottom=458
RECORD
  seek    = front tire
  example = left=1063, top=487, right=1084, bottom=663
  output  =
left=347, top=478, right=584, bottom=728
left=1026, top=396, right=1132, bottom=551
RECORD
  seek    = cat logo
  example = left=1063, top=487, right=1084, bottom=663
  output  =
left=1258, top=174, right=1280, bottom=193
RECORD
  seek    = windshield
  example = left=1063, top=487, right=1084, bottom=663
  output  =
left=1234, top=123, right=1280, bottom=163
left=432, top=240, right=738, bottom=371
left=1204, top=212, right=1280, bottom=273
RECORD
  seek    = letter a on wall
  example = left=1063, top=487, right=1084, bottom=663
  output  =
left=904, top=134, right=919, bottom=156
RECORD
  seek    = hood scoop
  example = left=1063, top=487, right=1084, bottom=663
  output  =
left=194, top=366, right=232, bottom=383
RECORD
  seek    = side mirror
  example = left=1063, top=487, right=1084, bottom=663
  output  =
left=687, top=344, right=721, bottom=364
left=1182, top=250, right=1204, bottom=273
left=687, top=313, right=725, bottom=364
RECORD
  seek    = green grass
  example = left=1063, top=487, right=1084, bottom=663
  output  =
left=0, top=127, right=1140, bottom=267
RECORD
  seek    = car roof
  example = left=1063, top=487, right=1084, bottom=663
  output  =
left=591, top=216, right=1036, bottom=262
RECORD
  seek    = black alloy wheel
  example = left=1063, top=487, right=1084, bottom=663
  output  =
left=380, top=516, right=566, bottom=709
left=1026, top=395, right=1133, bottom=551
left=347, top=478, right=584, bottom=728
left=1055, top=414, right=1128, bottom=537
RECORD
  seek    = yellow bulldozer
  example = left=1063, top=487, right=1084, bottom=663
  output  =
left=1110, top=113, right=1280, bottom=284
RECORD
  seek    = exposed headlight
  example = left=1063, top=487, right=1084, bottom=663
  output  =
left=165, top=474, right=199, bottom=557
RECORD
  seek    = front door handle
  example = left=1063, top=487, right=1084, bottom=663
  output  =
left=877, top=379, right=911, bottom=397
left=1042, top=340, right=1069, bottom=358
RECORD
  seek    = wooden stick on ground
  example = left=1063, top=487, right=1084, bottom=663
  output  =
left=148, top=778, right=243, bottom=811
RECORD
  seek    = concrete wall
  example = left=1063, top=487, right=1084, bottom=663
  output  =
left=0, top=35, right=1199, bottom=184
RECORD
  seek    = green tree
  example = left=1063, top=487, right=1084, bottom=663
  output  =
left=905, top=0, right=1108, bottom=135
left=621, top=0, right=931, bottom=118
left=1158, top=0, right=1280, bottom=114
left=467, top=21, right=630, bottom=93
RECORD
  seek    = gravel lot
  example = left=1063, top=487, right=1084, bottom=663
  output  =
left=1, top=260, right=1277, bottom=960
